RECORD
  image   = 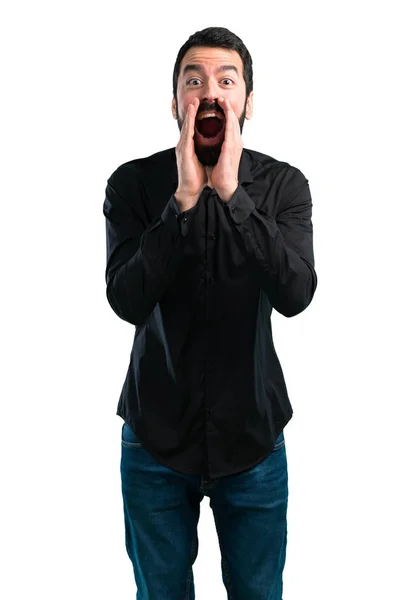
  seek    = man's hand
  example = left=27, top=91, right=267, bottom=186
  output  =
left=210, top=97, right=243, bottom=201
left=175, top=97, right=208, bottom=212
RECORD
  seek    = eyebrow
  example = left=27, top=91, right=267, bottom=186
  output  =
left=182, top=64, right=239, bottom=77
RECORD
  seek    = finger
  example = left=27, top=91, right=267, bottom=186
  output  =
left=182, top=102, right=191, bottom=134
left=229, top=99, right=241, bottom=136
left=178, top=101, right=192, bottom=150
left=218, top=97, right=233, bottom=142
left=181, top=98, right=197, bottom=148
left=187, top=97, right=198, bottom=141
left=185, top=101, right=194, bottom=141
left=225, top=99, right=239, bottom=134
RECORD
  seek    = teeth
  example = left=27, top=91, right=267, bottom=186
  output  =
left=197, top=111, right=223, bottom=120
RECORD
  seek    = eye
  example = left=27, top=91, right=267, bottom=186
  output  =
left=186, top=78, right=234, bottom=86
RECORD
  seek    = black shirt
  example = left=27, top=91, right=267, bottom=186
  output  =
left=103, top=146, right=317, bottom=478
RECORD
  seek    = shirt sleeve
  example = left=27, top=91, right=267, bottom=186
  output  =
left=103, top=167, right=199, bottom=326
left=221, top=167, right=317, bottom=317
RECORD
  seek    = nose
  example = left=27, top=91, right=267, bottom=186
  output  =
left=201, top=80, right=220, bottom=105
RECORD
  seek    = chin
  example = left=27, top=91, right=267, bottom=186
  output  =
left=197, top=155, right=219, bottom=167
left=194, top=141, right=223, bottom=167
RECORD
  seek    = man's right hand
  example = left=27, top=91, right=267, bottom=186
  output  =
left=174, top=97, right=208, bottom=212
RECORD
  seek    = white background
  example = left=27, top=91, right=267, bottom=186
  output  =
left=1, top=1, right=399, bottom=598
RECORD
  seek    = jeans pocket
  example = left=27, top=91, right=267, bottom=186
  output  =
left=121, top=422, right=143, bottom=448
left=272, top=429, right=285, bottom=451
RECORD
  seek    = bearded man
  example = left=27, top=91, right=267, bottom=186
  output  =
left=103, top=26, right=317, bottom=600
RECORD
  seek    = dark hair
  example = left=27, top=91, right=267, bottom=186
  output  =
left=172, top=27, right=253, bottom=101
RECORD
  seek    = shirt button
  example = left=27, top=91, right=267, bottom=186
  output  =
left=231, top=207, right=237, bottom=214
left=210, top=233, right=216, bottom=240
left=206, top=408, right=213, bottom=416
left=210, top=276, right=215, bottom=284
left=183, top=217, right=187, bottom=223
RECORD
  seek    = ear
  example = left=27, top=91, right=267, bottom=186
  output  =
left=171, top=97, right=177, bottom=120
left=245, top=91, right=254, bottom=120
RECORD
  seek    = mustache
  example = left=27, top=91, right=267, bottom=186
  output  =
left=196, top=102, right=224, bottom=116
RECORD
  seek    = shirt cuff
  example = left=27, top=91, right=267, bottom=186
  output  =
left=221, top=184, right=256, bottom=225
left=161, top=194, right=200, bottom=237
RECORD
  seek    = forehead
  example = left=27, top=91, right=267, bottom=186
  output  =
left=179, top=46, right=243, bottom=77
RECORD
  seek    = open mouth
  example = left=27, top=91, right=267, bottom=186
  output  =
left=195, top=110, right=225, bottom=144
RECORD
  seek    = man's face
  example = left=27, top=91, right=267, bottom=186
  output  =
left=172, top=46, right=253, bottom=167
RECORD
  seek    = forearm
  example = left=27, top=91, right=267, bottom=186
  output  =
left=222, top=182, right=317, bottom=317
left=104, top=184, right=199, bottom=326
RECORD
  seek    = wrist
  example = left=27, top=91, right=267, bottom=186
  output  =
left=175, top=189, right=200, bottom=211
left=217, top=181, right=239, bottom=202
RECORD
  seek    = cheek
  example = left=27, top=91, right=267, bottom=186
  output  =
left=179, top=94, right=197, bottom=115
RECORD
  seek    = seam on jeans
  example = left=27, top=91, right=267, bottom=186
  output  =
left=267, top=526, right=287, bottom=600
left=213, top=513, right=235, bottom=600
left=121, top=440, right=143, bottom=448
left=184, top=537, right=197, bottom=600
left=200, top=478, right=219, bottom=491
left=272, top=440, right=285, bottom=451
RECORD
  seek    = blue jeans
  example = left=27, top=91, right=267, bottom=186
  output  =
left=120, top=422, right=288, bottom=600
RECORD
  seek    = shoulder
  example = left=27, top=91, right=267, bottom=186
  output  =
left=244, top=147, right=308, bottom=182
left=107, top=148, right=175, bottom=192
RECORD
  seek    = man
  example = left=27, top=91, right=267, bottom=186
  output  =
left=103, top=26, right=317, bottom=600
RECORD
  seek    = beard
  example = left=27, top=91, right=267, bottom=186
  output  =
left=175, top=97, right=247, bottom=167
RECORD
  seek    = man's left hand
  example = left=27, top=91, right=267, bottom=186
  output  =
left=210, top=97, right=243, bottom=202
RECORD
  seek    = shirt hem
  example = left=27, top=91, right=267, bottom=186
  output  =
left=116, top=411, right=293, bottom=478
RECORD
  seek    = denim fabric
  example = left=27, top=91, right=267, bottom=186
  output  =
left=120, top=422, right=288, bottom=599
